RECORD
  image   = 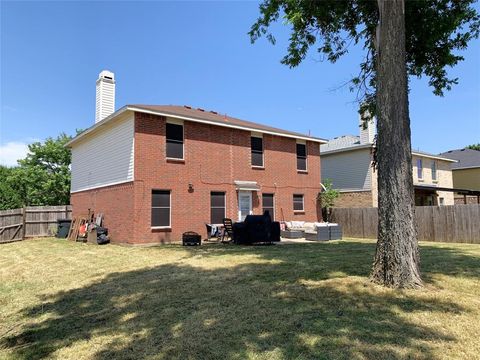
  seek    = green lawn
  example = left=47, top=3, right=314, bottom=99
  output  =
left=0, top=238, right=479, bottom=360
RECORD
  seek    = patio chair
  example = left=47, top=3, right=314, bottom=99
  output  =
left=221, top=218, right=234, bottom=243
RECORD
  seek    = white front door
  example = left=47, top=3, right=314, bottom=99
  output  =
left=238, top=191, right=252, bottom=221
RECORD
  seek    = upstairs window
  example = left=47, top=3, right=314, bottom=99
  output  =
left=296, top=143, right=307, bottom=171
left=210, top=192, right=226, bottom=224
left=151, top=190, right=171, bottom=227
left=431, top=161, right=437, bottom=181
left=166, top=122, right=184, bottom=159
left=417, top=159, right=423, bottom=179
left=262, top=193, right=274, bottom=220
left=293, top=194, right=304, bottom=212
left=251, top=136, right=264, bottom=167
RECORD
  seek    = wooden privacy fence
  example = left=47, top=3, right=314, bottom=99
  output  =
left=331, top=204, right=480, bottom=244
left=0, top=205, right=72, bottom=243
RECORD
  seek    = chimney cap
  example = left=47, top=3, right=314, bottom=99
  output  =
left=98, top=70, right=115, bottom=81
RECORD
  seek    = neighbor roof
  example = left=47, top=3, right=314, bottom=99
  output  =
left=320, top=136, right=456, bottom=162
left=66, top=105, right=327, bottom=147
left=439, top=148, right=480, bottom=169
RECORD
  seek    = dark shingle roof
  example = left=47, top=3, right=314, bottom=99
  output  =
left=439, top=148, right=480, bottom=169
left=130, top=105, right=327, bottom=143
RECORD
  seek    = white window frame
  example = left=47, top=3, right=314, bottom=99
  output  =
left=296, top=140, right=308, bottom=172
left=151, top=190, right=171, bottom=229
left=251, top=132, right=264, bottom=168
left=431, top=161, right=437, bottom=182
left=417, top=159, right=423, bottom=180
left=262, top=193, right=275, bottom=220
left=293, top=194, right=305, bottom=212
left=210, top=191, right=226, bottom=225
left=166, top=119, right=185, bottom=161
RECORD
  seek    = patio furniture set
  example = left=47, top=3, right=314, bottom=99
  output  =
left=281, top=221, right=343, bottom=241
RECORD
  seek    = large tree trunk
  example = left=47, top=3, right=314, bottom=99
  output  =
left=371, top=0, right=422, bottom=288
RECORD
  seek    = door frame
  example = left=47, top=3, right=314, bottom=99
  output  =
left=238, top=191, right=253, bottom=221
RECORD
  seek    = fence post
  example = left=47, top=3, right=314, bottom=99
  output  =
left=22, top=206, right=26, bottom=239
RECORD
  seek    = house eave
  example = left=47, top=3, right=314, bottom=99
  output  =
left=66, top=105, right=328, bottom=147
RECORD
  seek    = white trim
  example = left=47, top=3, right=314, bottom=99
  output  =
left=67, top=106, right=327, bottom=148
left=296, top=141, right=308, bottom=171
left=165, top=121, right=184, bottom=161
left=320, top=144, right=457, bottom=163
left=251, top=134, right=264, bottom=168
left=412, top=151, right=457, bottom=162
left=210, top=191, right=226, bottom=224
left=262, top=193, right=275, bottom=220
left=293, top=193, right=304, bottom=212
left=66, top=106, right=130, bottom=147
left=70, top=179, right=133, bottom=194
left=320, top=143, right=372, bottom=155
left=337, top=189, right=372, bottom=193
left=238, top=191, right=253, bottom=221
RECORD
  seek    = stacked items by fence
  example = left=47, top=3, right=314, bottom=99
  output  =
left=0, top=205, right=72, bottom=243
left=331, top=204, right=480, bottom=244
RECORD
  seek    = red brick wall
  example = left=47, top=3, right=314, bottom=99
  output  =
left=71, top=111, right=322, bottom=244
left=132, top=112, right=321, bottom=243
left=70, top=182, right=134, bottom=243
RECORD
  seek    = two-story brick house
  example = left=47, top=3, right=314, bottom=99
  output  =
left=67, top=96, right=326, bottom=244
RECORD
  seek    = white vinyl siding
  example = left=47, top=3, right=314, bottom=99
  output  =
left=321, top=148, right=372, bottom=190
left=71, top=114, right=134, bottom=192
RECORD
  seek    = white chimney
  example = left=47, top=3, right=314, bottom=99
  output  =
left=359, top=112, right=375, bottom=144
left=95, top=70, right=115, bottom=123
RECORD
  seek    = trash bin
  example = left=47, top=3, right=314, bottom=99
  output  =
left=57, top=219, right=72, bottom=238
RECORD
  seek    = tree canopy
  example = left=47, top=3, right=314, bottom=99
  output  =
left=249, top=0, right=479, bottom=115
left=0, top=133, right=76, bottom=210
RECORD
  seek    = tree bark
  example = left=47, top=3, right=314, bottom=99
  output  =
left=371, top=0, right=422, bottom=288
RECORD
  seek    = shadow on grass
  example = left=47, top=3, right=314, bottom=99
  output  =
left=2, top=240, right=478, bottom=359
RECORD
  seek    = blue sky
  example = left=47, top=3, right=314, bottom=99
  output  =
left=1, top=1, right=479, bottom=166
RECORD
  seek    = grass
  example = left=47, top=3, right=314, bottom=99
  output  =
left=0, top=239, right=479, bottom=360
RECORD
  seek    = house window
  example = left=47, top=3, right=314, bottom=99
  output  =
left=293, top=194, right=304, bottom=212
left=210, top=192, right=226, bottom=224
left=262, top=193, right=274, bottom=220
left=417, top=159, right=423, bottom=179
left=251, top=136, right=264, bottom=167
left=439, top=197, right=444, bottom=205
left=151, top=190, right=171, bottom=227
left=296, top=143, right=307, bottom=171
left=166, top=122, right=184, bottom=159
left=431, top=161, right=437, bottom=181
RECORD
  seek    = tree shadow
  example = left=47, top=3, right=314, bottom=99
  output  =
left=3, top=240, right=475, bottom=359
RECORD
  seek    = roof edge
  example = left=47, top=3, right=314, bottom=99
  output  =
left=127, top=106, right=327, bottom=143
left=66, top=105, right=328, bottom=147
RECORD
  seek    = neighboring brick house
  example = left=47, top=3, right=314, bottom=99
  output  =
left=320, top=117, right=457, bottom=207
left=67, top=104, right=326, bottom=244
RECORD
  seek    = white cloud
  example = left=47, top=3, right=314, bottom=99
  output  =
left=0, top=141, right=30, bottom=167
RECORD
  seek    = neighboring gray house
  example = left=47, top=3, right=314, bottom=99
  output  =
left=321, top=117, right=457, bottom=207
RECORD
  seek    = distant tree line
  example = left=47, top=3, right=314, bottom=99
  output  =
left=466, top=144, right=480, bottom=151
left=0, top=133, right=78, bottom=210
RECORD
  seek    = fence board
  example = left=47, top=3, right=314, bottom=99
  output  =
left=0, top=205, right=72, bottom=242
left=331, top=204, right=480, bottom=244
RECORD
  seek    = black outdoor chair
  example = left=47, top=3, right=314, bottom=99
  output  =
left=222, top=218, right=234, bottom=243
